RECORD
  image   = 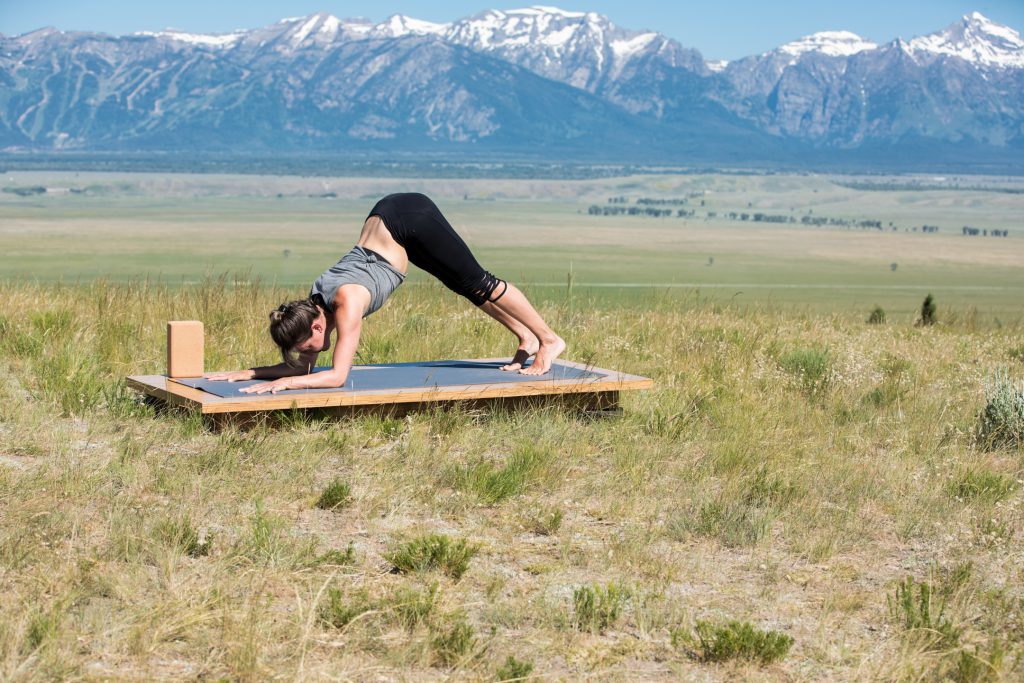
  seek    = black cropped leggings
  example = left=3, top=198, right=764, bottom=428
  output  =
left=367, top=193, right=507, bottom=306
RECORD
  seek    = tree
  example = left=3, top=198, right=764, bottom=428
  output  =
left=920, top=294, right=936, bottom=326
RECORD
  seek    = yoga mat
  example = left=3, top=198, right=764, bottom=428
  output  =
left=175, top=360, right=604, bottom=398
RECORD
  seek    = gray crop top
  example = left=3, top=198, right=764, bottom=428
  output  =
left=309, top=246, right=405, bottom=318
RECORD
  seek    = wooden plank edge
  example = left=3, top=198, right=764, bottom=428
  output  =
left=185, top=377, right=652, bottom=413
left=127, top=358, right=654, bottom=415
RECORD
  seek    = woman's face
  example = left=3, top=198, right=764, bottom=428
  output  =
left=292, top=311, right=331, bottom=355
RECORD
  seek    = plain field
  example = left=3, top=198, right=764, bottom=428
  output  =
left=1, top=170, right=1022, bottom=317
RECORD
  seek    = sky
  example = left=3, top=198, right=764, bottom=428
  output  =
left=2, top=0, right=1022, bottom=61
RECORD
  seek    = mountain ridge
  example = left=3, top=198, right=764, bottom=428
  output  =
left=2, top=7, right=1022, bottom=170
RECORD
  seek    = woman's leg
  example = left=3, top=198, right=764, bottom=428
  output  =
left=477, top=299, right=540, bottom=371
left=480, top=283, right=565, bottom=375
left=398, top=195, right=564, bottom=373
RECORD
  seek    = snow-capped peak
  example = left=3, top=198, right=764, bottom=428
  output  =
left=778, top=31, right=877, bottom=58
left=287, top=13, right=344, bottom=44
left=446, top=6, right=617, bottom=52
left=905, top=12, right=1024, bottom=68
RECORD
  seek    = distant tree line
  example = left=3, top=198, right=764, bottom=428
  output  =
left=636, top=197, right=693, bottom=206
left=587, top=199, right=1011, bottom=237
left=962, top=226, right=1010, bottom=237
left=799, top=215, right=883, bottom=229
left=605, top=194, right=704, bottom=206
left=588, top=205, right=674, bottom=217
left=3, top=186, right=46, bottom=196
left=835, top=180, right=1024, bottom=195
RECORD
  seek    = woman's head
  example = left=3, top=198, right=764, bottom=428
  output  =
left=269, top=298, right=327, bottom=367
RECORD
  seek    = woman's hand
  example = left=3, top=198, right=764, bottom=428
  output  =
left=239, top=378, right=294, bottom=394
left=204, top=369, right=256, bottom=382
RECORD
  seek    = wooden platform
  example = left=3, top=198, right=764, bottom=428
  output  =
left=127, top=358, right=652, bottom=428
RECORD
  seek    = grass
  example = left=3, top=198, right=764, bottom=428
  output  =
left=0, top=269, right=1023, bottom=678
left=446, top=444, right=556, bottom=504
left=881, top=564, right=1020, bottom=680
left=572, top=583, right=629, bottom=633
left=152, top=514, right=213, bottom=557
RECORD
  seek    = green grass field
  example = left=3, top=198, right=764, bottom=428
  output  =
left=1, top=170, right=1023, bottom=680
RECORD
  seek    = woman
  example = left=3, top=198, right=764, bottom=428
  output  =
left=206, top=193, right=565, bottom=394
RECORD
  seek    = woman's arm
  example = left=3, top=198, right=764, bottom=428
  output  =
left=205, top=354, right=317, bottom=381
left=279, top=308, right=361, bottom=390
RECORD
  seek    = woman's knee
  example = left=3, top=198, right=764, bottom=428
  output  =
left=459, top=270, right=507, bottom=306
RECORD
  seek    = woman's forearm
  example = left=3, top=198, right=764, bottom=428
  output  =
left=281, top=369, right=348, bottom=390
left=251, top=363, right=304, bottom=380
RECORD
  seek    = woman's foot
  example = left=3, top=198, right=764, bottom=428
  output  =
left=501, top=337, right=540, bottom=371
left=519, top=335, right=566, bottom=376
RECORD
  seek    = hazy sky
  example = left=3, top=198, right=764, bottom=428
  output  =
left=2, top=0, right=1022, bottom=61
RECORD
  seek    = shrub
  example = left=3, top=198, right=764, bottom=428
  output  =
left=430, top=612, right=477, bottom=667
left=318, top=587, right=375, bottom=629
left=315, top=478, right=352, bottom=510
left=385, top=533, right=479, bottom=580
left=524, top=505, right=563, bottom=536
left=572, top=583, right=629, bottom=632
left=777, top=346, right=832, bottom=397
left=920, top=293, right=937, bottom=326
left=675, top=619, right=793, bottom=664
left=868, top=306, right=886, bottom=324
left=495, top=655, right=534, bottom=681
left=887, top=576, right=961, bottom=651
left=977, top=371, right=1024, bottom=449
left=311, top=542, right=356, bottom=566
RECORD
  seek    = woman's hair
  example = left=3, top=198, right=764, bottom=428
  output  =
left=269, top=298, right=321, bottom=367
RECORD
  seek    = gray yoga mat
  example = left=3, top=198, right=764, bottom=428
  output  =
left=175, top=360, right=604, bottom=398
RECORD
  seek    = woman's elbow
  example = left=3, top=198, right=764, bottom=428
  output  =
left=323, top=370, right=348, bottom=389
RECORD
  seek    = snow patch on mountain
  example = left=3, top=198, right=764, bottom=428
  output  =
left=374, top=15, right=450, bottom=38
left=778, top=31, right=877, bottom=58
left=136, top=30, right=244, bottom=47
left=508, top=6, right=586, bottom=18
left=611, top=32, right=657, bottom=60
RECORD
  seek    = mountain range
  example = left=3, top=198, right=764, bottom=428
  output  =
left=2, top=6, right=1023, bottom=170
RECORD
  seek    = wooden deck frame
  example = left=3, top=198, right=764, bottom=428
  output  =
left=127, top=358, right=653, bottom=429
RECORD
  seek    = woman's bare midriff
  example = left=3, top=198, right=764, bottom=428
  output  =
left=356, top=215, right=409, bottom=274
